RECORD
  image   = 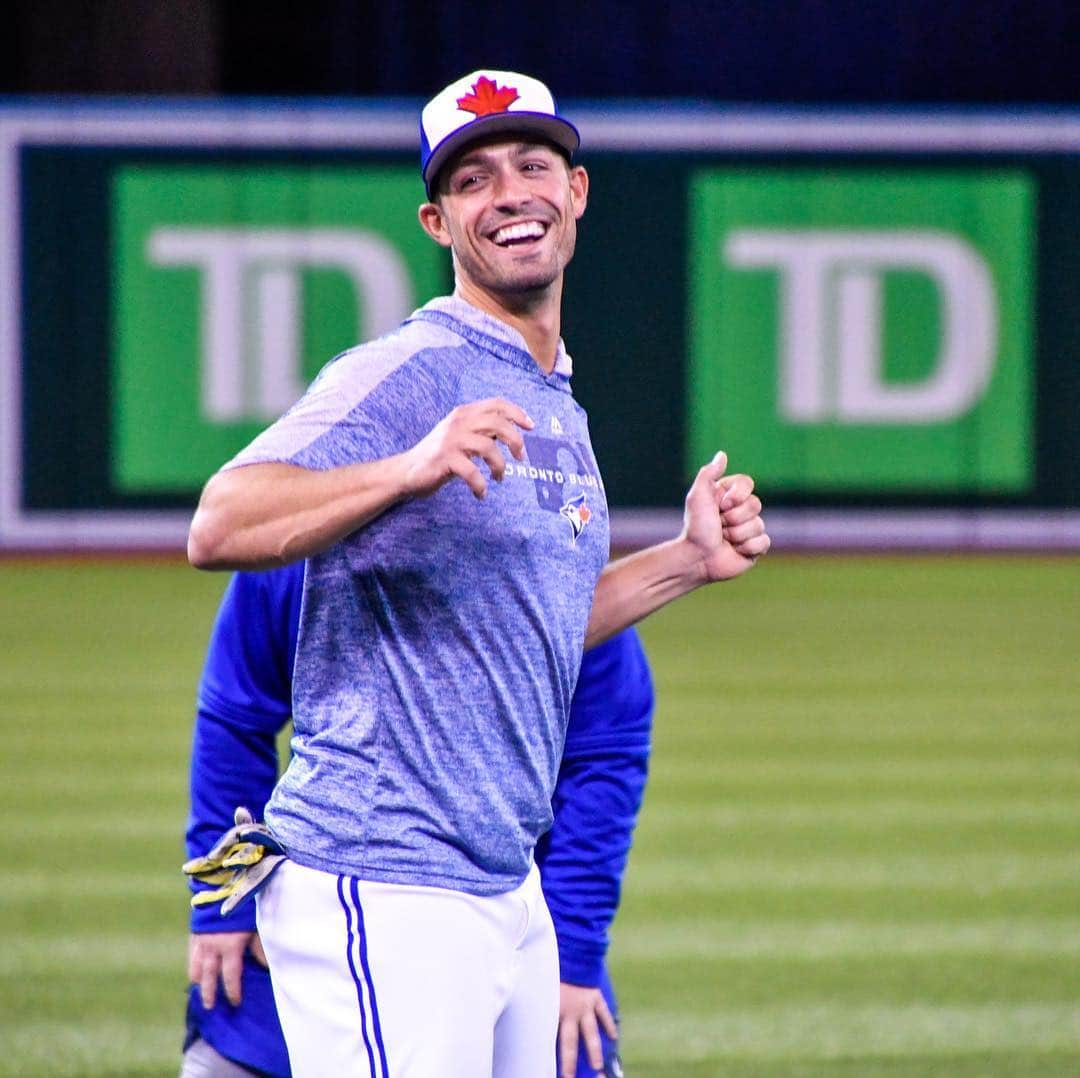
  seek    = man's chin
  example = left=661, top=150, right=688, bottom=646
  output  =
left=487, top=265, right=560, bottom=296
left=456, top=253, right=564, bottom=303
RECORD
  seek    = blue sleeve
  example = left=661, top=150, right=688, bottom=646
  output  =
left=536, top=627, right=654, bottom=987
left=186, top=563, right=304, bottom=934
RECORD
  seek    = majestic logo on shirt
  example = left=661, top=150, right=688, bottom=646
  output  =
left=560, top=492, right=593, bottom=544
left=550, top=415, right=564, bottom=435
left=457, top=77, right=520, bottom=117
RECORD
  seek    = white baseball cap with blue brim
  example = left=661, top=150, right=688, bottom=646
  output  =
left=420, top=70, right=580, bottom=197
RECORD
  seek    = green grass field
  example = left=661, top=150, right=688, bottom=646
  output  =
left=1, top=555, right=1078, bottom=1076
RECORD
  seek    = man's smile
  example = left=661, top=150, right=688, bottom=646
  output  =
left=487, top=219, right=550, bottom=247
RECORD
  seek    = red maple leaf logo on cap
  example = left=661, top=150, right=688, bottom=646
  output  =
left=457, top=76, right=520, bottom=117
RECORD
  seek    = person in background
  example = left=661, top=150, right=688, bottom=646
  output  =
left=183, top=563, right=654, bottom=1078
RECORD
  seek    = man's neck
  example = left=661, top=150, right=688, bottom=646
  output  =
left=453, top=279, right=563, bottom=374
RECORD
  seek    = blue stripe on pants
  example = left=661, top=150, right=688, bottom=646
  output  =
left=337, top=875, right=389, bottom=1077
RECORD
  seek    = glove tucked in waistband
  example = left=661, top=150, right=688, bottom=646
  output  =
left=183, top=806, right=286, bottom=916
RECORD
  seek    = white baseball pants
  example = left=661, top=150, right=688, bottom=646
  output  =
left=256, top=859, right=558, bottom=1077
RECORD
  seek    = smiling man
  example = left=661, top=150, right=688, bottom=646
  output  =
left=186, top=70, right=768, bottom=1077
left=417, top=86, right=587, bottom=370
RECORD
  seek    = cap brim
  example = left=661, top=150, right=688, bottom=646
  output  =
left=423, top=113, right=580, bottom=195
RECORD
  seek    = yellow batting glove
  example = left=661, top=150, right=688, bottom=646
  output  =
left=183, top=807, right=286, bottom=916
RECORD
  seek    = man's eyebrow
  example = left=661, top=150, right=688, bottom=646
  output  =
left=450, top=150, right=493, bottom=171
left=450, top=142, right=554, bottom=172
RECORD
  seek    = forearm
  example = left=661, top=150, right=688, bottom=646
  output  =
left=186, top=712, right=280, bottom=857
left=187, top=710, right=280, bottom=933
left=585, top=537, right=706, bottom=648
left=188, top=458, right=411, bottom=570
left=542, top=749, right=649, bottom=984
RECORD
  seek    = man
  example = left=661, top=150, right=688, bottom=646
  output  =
left=183, top=564, right=653, bottom=1078
left=187, top=68, right=768, bottom=1075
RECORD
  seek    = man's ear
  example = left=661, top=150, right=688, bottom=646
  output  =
left=418, top=201, right=453, bottom=247
left=568, top=165, right=589, bottom=220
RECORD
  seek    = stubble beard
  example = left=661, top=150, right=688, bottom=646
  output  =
left=456, top=228, right=576, bottom=302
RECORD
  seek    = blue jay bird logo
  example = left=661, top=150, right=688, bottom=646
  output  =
left=559, top=492, right=592, bottom=545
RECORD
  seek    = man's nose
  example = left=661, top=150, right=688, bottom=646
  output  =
left=491, top=167, right=531, bottom=207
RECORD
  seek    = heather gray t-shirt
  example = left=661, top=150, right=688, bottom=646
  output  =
left=225, top=296, right=610, bottom=896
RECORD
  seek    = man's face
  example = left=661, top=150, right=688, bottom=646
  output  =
left=419, top=138, right=589, bottom=300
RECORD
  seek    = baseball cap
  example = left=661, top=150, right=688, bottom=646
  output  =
left=420, top=70, right=580, bottom=197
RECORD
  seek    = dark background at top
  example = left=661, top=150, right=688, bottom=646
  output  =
left=4, top=0, right=1079, bottom=104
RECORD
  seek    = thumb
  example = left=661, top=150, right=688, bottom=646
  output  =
left=705, top=450, right=728, bottom=480
left=689, top=451, right=728, bottom=496
left=249, top=933, right=268, bottom=968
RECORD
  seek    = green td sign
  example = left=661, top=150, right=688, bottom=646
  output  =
left=112, top=166, right=446, bottom=491
left=688, top=170, right=1035, bottom=492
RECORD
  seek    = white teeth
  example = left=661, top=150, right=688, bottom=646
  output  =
left=492, top=221, right=546, bottom=245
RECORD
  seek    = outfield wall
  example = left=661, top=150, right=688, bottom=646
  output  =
left=2, top=102, right=1079, bottom=550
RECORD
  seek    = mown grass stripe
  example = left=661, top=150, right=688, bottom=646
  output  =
left=0, top=1019, right=180, bottom=1075
left=648, top=758, right=1080, bottom=782
left=643, top=799, right=1080, bottom=829
left=7, top=809, right=192, bottom=840
left=0, top=769, right=186, bottom=799
left=626, top=852, right=1080, bottom=893
left=1, top=871, right=186, bottom=902
left=624, top=1002, right=1080, bottom=1062
left=0, top=935, right=184, bottom=976
left=613, top=918, right=1080, bottom=960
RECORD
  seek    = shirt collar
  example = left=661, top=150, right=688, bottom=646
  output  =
left=417, top=295, right=574, bottom=378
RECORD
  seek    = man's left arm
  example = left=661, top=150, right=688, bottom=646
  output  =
left=186, top=568, right=301, bottom=1009
left=586, top=451, right=768, bottom=648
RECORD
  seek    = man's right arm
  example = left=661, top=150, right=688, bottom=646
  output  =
left=188, top=459, right=411, bottom=571
left=188, top=398, right=534, bottom=571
